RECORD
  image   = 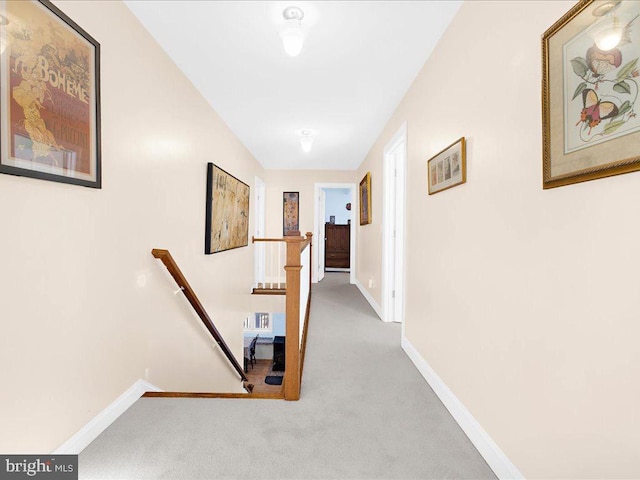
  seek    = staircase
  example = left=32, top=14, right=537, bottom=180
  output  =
left=147, top=232, right=313, bottom=401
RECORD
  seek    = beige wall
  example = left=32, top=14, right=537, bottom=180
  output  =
left=357, top=1, right=640, bottom=478
left=263, top=170, right=356, bottom=238
left=355, top=160, right=384, bottom=303
left=0, top=1, right=267, bottom=453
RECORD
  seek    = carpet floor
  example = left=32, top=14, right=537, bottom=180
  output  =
left=79, top=273, right=496, bottom=479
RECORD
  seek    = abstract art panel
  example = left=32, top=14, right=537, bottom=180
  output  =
left=205, top=163, right=249, bottom=254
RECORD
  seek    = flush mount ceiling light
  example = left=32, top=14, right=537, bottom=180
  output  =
left=279, top=6, right=305, bottom=57
left=297, top=129, right=314, bottom=153
left=592, top=1, right=621, bottom=18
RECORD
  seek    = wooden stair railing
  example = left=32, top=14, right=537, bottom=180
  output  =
left=251, top=236, right=287, bottom=295
left=283, top=233, right=313, bottom=401
left=252, top=233, right=313, bottom=400
left=151, top=249, right=248, bottom=382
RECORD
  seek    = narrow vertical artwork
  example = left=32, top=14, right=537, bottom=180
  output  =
left=283, top=192, right=299, bottom=236
left=359, top=172, right=371, bottom=225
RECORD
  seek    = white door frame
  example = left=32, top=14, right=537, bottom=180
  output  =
left=313, top=183, right=357, bottom=284
left=317, top=189, right=326, bottom=283
left=254, top=176, right=266, bottom=288
left=382, top=122, right=407, bottom=323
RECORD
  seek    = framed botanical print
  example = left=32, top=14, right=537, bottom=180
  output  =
left=0, top=0, right=101, bottom=188
left=359, top=172, right=371, bottom=225
left=543, top=0, right=640, bottom=188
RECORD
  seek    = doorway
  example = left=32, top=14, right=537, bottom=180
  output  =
left=324, top=188, right=352, bottom=273
left=382, top=123, right=407, bottom=324
left=313, top=183, right=357, bottom=284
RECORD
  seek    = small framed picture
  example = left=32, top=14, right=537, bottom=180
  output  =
left=329, top=215, right=335, bottom=224
left=427, top=137, right=466, bottom=195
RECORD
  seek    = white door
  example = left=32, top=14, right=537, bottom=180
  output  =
left=317, top=189, right=326, bottom=282
left=383, top=124, right=407, bottom=323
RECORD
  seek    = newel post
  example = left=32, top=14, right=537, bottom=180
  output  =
left=283, top=235, right=303, bottom=400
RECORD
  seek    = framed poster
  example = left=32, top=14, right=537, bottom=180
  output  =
left=205, top=163, right=250, bottom=254
left=359, top=172, right=371, bottom=225
left=0, top=0, right=101, bottom=188
left=283, top=191, right=299, bottom=236
left=543, top=0, right=640, bottom=189
left=427, top=137, right=466, bottom=195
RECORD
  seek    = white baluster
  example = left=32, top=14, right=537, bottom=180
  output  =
left=269, top=243, right=273, bottom=288
left=277, top=241, right=282, bottom=289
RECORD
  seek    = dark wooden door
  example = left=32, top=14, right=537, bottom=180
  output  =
left=325, top=224, right=350, bottom=268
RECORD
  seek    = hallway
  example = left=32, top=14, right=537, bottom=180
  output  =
left=79, top=273, right=495, bottom=479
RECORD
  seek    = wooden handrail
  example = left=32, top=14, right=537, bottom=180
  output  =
left=250, top=232, right=313, bottom=399
left=151, top=249, right=248, bottom=382
left=253, top=236, right=310, bottom=246
left=298, top=237, right=311, bottom=253
left=252, top=236, right=287, bottom=243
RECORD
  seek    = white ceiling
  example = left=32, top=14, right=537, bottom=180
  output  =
left=124, top=1, right=462, bottom=170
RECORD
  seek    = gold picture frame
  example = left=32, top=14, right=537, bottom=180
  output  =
left=359, top=172, right=371, bottom=225
left=0, top=0, right=101, bottom=188
left=427, top=137, right=466, bottom=195
left=542, top=0, right=640, bottom=189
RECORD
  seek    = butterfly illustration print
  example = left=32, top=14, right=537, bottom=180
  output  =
left=576, top=88, right=619, bottom=134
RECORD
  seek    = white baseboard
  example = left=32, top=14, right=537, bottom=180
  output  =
left=53, top=379, right=162, bottom=454
left=401, top=337, right=524, bottom=480
left=354, top=278, right=383, bottom=320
